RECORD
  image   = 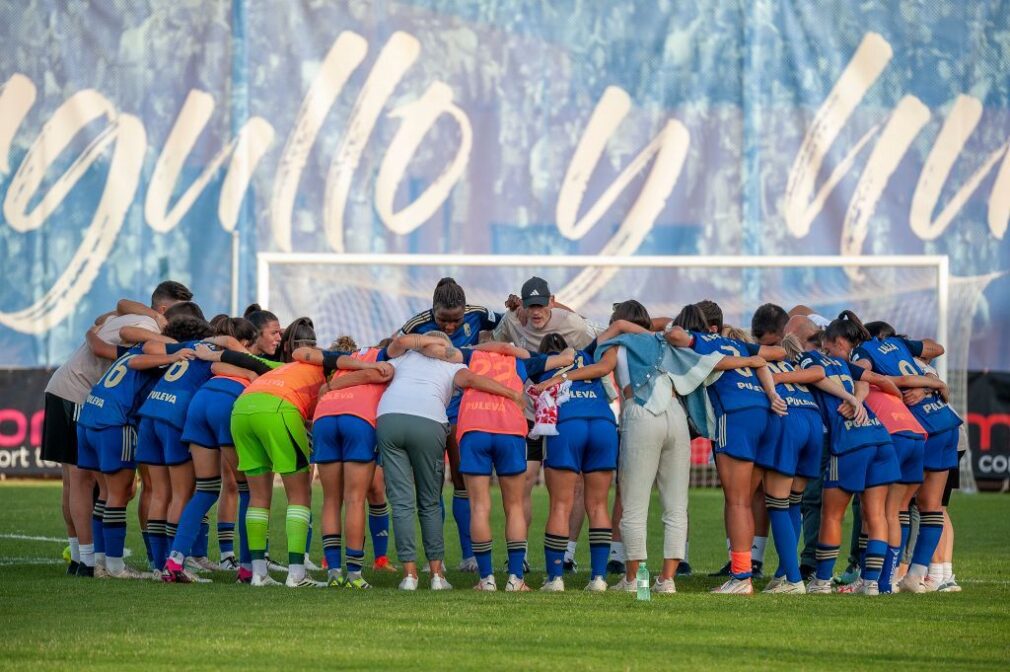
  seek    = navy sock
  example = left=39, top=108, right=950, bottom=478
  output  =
left=322, top=534, right=341, bottom=572
left=147, top=520, right=166, bottom=570
left=910, top=510, right=944, bottom=569
left=767, top=495, right=801, bottom=583
left=191, top=514, right=211, bottom=558
left=103, top=507, right=128, bottom=561
left=507, top=540, right=527, bottom=578
left=473, top=539, right=493, bottom=578
left=171, top=484, right=220, bottom=558
left=588, top=528, right=611, bottom=579
left=238, top=485, right=251, bottom=565
left=164, top=522, right=177, bottom=568
left=863, top=539, right=887, bottom=582
left=368, top=502, right=390, bottom=558
left=545, top=533, right=567, bottom=580
left=857, top=533, right=868, bottom=572
left=92, top=500, right=106, bottom=556
left=305, top=514, right=313, bottom=556
left=879, top=545, right=900, bottom=592
left=452, top=491, right=473, bottom=559
left=218, top=522, right=235, bottom=556
left=898, top=510, right=911, bottom=556
left=346, top=547, right=364, bottom=574
left=142, top=530, right=154, bottom=565
left=815, top=544, right=839, bottom=581
left=788, top=491, right=803, bottom=543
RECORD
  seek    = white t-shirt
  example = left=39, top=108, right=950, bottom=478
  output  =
left=376, top=350, right=467, bottom=424
left=492, top=308, right=596, bottom=352
left=45, top=314, right=160, bottom=404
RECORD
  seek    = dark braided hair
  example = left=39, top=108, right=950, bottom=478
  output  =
left=432, top=277, right=466, bottom=311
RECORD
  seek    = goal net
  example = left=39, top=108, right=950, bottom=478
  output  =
left=258, top=253, right=977, bottom=490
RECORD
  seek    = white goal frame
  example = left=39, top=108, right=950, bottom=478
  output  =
left=255, top=253, right=949, bottom=380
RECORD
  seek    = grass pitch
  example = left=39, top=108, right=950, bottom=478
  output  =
left=0, top=482, right=1007, bottom=671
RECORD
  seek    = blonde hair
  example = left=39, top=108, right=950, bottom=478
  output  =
left=329, top=335, right=358, bottom=352
left=781, top=333, right=805, bottom=361
left=721, top=325, right=753, bottom=343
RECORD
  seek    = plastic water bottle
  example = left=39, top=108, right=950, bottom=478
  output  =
left=636, top=564, right=650, bottom=601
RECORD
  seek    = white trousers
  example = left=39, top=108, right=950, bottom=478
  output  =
left=618, top=396, right=691, bottom=560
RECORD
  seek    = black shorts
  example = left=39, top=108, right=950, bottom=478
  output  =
left=525, top=420, right=543, bottom=462
left=41, top=392, right=80, bottom=465
left=941, top=451, right=966, bottom=506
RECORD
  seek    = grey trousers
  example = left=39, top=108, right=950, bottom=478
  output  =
left=377, top=413, right=449, bottom=563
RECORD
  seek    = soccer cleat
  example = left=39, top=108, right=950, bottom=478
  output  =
left=799, top=564, right=816, bottom=582
left=474, top=576, right=497, bottom=592
left=540, top=577, right=565, bottom=592
left=505, top=575, right=530, bottom=592
left=836, top=578, right=864, bottom=594
left=186, top=556, right=217, bottom=573
left=251, top=573, right=281, bottom=587
left=430, top=574, right=453, bottom=591
left=94, top=564, right=109, bottom=579
left=344, top=574, right=371, bottom=590
left=651, top=577, right=676, bottom=594
left=609, top=576, right=636, bottom=592
left=751, top=560, right=764, bottom=579
left=762, top=576, right=785, bottom=592
left=806, top=578, right=834, bottom=594
left=398, top=575, right=419, bottom=591
left=606, top=559, right=626, bottom=576
left=938, top=575, right=962, bottom=593
left=584, top=576, right=608, bottom=592
left=860, top=579, right=880, bottom=596
left=833, top=562, right=860, bottom=586
left=75, top=564, right=95, bottom=578
left=923, top=575, right=942, bottom=593
left=285, top=575, right=326, bottom=588
left=708, top=561, right=731, bottom=577
left=218, top=556, right=239, bottom=571
left=107, top=565, right=149, bottom=580
left=676, top=561, right=693, bottom=577
left=66, top=560, right=80, bottom=576
left=266, top=556, right=289, bottom=573
left=896, top=574, right=926, bottom=594
left=372, top=556, right=398, bottom=573
left=764, top=579, right=806, bottom=594
left=457, top=557, right=479, bottom=573
left=711, top=577, right=753, bottom=594
left=236, top=567, right=253, bottom=584
left=563, top=558, right=578, bottom=574
left=303, top=554, right=321, bottom=572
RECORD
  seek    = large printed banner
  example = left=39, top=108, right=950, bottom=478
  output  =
left=0, top=1, right=1008, bottom=371
left=967, top=371, right=1010, bottom=484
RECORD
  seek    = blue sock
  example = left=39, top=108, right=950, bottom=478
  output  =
left=217, top=522, right=235, bottom=556
left=863, top=539, right=887, bottom=582
left=452, top=491, right=473, bottom=559
left=898, top=510, right=911, bottom=556
left=305, top=514, right=313, bottom=556
left=588, top=528, right=611, bottom=579
left=545, top=533, right=566, bottom=580
left=191, top=514, right=210, bottom=558
left=346, top=547, right=364, bottom=574
left=103, top=506, right=127, bottom=561
left=92, top=500, right=106, bottom=556
left=858, top=533, right=868, bottom=573
left=322, top=534, right=341, bottom=572
left=142, top=530, right=154, bottom=565
left=473, top=539, right=493, bottom=578
left=368, top=502, right=390, bottom=558
left=767, top=496, right=801, bottom=582
left=507, top=540, right=527, bottom=578
left=788, top=491, right=803, bottom=544
left=171, top=481, right=220, bottom=558
left=238, top=486, right=251, bottom=565
left=147, top=520, right=166, bottom=570
left=164, top=522, right=177, bottom=568
left=910, top=510, right=944, bottom=569
left=879, top=545, right=900, bottom=593
left=815, top=544, right=839, bottom=581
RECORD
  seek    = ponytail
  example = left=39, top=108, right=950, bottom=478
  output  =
left=781, top=334, right=805, bottom=361
left=825, top=310, right=870, bottom=346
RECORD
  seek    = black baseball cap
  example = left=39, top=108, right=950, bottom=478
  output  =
left=521, top=276, right=551, bottom=307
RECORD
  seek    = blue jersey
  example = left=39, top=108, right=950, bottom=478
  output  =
left=138, top=341, right=217, bottom=429
left=766, top=361, right=819, bottom=413
left=78, top=344, right=168, bottom=430
left=798, top=350, right=890, bottom=455
left=851, top=337, right=961, bottom=434
left=400, top=305, right=501, bottom=348
left=527, top=350, right=613, bottom=424
left=689, top=333, right=768, bottom=415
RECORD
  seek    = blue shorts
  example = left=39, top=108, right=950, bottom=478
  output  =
left=923, top=427, right=959, bottom=472
left=180, top=387, right=239, bottom=449
left=544, top=418, right=618, bottom=473
left=824, top=442, right=900, bottom=493
left=891, top=432, right=925, bottom=484
left=459, top=431, right=526, bottom=477
left=136, top=417, right=190, bottom=466
left=758, top=409, right=822, bottom=478
left=714, top=407, right=774, bottom=463
left=312, top=415, right=377, bottom=464
left=76, top=425, right=138, bottom=474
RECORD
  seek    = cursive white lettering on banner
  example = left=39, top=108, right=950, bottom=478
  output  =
left=0, top=74, right=36, bottom=175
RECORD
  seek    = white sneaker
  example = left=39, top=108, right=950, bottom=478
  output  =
left=651, top=577, right=676, bottom=594
left=762, top=575, right=785, bottom=592
left=764, top=579, right=806, bottom=594
left=457, top=557, right=479, bottom=573
left=398, top=575, right=419, bottom=591
left=837, top=578, right=864, bottom=594
left=861, top=579, right=880, bottom=596
left=217, top=556, right=239, bottom=571
left=923, top=575, right=942, bottom=593
left=609, top=576, right=636, bottom=592
left=896, top=573, right=926, bottom=594
left=430, top=574, right=453, bottom=591
left=303, top=554, right=321, bottom=572
left=711, top=577, right=753, bottom=594
left=107, top=565, right=148, bottom=580
left=584, top=576, right=608, bottom=592
left=938, top=575, right=962, bottom=593
left=251, top=573, right=281, bottom=587
left=806, top=578, right=833, bottom=594
left=540, top=576, right=565, bottom=592
left=474, top=575, right=497, bottom=592
left=93, top=564, right=109, bottom=579
left=266, top=558, right=289, bottom=573
left=185, top=556, right=216, bottom=573
left=285, top=574, right=325, bottom=588
left=505, top=575, right=530, bottom=592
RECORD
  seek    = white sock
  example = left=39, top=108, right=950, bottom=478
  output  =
left=69, top=537, right=80, bottom=563
left=252, top=559, right=268, bottom=577
left=169, top=551, right=185, bottom=567
left=928, top=562, right=944, bottom=583
left=943, top=562, right=953, bottom=582
left=564, top=541, right=577, bottom=562
left=79, top=543, right=95, bottom=568
left=328, top=568, right=343, bottom=580
left=908, top=563, right=928, bottom=577
left=106, top=556, right=125, bottom=574
left=751, top=536, right=768, bottom=564
left=95, top=552, right=106, bottom=568
left=289, top=562, right=306, bottom=582
left=610, top=541, right=626, bottom=562
left=220, top=551, right=235, bottom=561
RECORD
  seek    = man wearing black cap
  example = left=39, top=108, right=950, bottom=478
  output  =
left=493, top=276, right=596, bottom=352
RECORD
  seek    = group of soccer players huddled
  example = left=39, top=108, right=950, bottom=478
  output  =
left=40, top=275, right=965, bottom=595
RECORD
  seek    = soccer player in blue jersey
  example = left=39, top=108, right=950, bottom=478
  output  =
left=800, top=318, right=901, bottom=596
left=664, top=300, right=787, bottom=594
left=828, top=311, right=961, bottom=593
left=398, top=278, right=502, bottom=573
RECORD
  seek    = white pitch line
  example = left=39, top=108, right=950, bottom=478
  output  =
left=0, top=533, right=66, bottom=543
left=0, top=557, right=64, bottom=566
